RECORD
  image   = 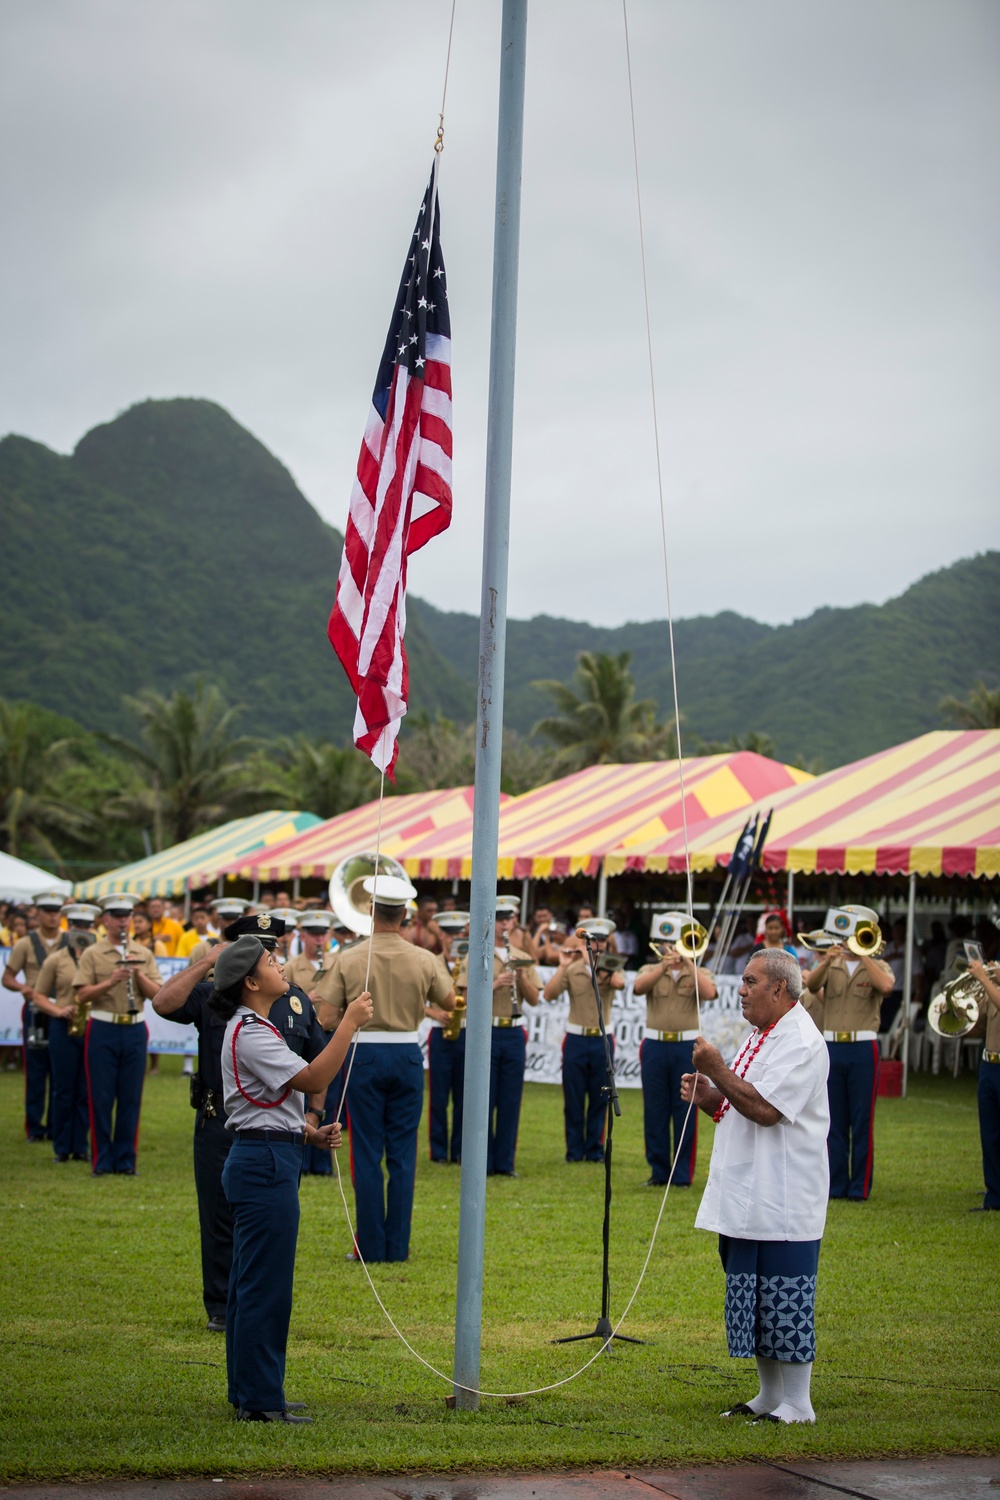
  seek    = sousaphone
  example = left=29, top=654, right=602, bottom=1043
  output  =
left=329, top=850, right=411, bottom=938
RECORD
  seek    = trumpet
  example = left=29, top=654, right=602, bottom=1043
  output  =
left=928, top=965, right=998, bottom=1039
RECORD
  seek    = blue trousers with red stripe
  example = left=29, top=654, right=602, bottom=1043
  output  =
left=488, top=1025, right=526, bottom=1174
left=826, top=1038, right=879, bottom=1200
left=428, top=1026, right=465, bottom=1162
left=22, top=1003, right=51, bottom=1139
left=48, top=1016, right=88, bottom=1159
left=345, top=1043, right=424, bottom=1261
left=84, top=1018, right=147, bottom=1174
left=977, top=1059, right=1000, bottom=1210
left=640, top=1037, right=698, bottom=1185
left=562, top=1032, right=613, bottom=1161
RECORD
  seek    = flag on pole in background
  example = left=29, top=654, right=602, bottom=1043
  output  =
left=328, top=164, right=453, bottom=777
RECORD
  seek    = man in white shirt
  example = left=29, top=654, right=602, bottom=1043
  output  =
left=681, top=947, right=830, bottom=1425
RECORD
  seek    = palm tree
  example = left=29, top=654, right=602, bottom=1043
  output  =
left=101, top=684, right=258, bottom=849
left=0, top=699, right=95, bottom=863
left=532, top=651, right=677, bottom=770
left=270, top=736, right=380, bottom=819
left=940, top=681, right=1000, bottom=730
left=394, top=714, right=477, bottom=793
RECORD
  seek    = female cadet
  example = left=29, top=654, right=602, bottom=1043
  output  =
left=210, top=935, right=372, bottom=1424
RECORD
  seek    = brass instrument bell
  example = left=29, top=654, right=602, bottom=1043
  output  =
left=328, top=850, right=411, bottom=937
left=928, top=968, right=993, bottom=1039
left=649, top=910, right=709, bottom=961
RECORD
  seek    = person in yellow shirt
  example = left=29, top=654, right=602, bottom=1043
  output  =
left=147, top=896, right=185, bottom=956
left=177, top=905, right=216, bottom=959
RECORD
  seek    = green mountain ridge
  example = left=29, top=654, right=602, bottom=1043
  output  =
left=1, top=397, right=996, bottom=766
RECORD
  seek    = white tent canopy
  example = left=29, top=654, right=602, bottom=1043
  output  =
left=0, top=852, right=72, bottom=905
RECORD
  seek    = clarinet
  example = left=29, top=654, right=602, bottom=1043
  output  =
left=505, top=936, right=522, bottom=1020
left=121, top=931, right=139, bottom=1014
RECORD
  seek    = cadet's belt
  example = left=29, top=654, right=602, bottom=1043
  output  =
left=984, top=1052, right=1000, bottom=1065
left=566, top=1023, right=603, bottom=1037
left=493, top=1016, right=526, bottom=1028
left=89, top=1009, right=145, bottom=1025
left=355, top=1030, right=420, bottom=1044
left=235, top=1129, right=304, bottom=1143
left=645, top=1028, right=699, bottom=1043
left=823, top=1029, right=878, bottom=1043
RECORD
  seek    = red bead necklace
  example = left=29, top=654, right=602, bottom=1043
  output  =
left=712, top=1019, right=780, bottom=1123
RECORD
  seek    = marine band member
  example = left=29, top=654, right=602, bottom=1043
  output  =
left=74, top=892, right=162, bottom=1175
left=327, top=876, right=456, bottom=1261
left=802, top=907, right=893, bottom=1201
left=32, top=904, right=100, bottom=1162
left=2, top=889, right=66, bottom=1140
left=455, top=895, right=541, bottom=1178
left=543, top=932, right=624, bottom=1162
left=634, top=936, right=716, bottom=1186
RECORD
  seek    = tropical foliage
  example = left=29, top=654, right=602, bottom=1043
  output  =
left=940, top=680, right=1000, bottom=730
left=0, top=700, right=96, bottom=861
left=532, top=651, right=678, bottom=771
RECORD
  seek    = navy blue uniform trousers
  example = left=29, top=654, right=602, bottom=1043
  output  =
left=979, top=1059, right=1000, bottom=1210
left=640, top=1037, right=698, bottom=1185
left=222, top=1137, right=302, bottom=1412
left=48, top=1017, right=88, bottom=1159
left=22, top=1003, right=51, bottom=1139
left=827, top=1038, right=879, bottom=1199
left=194, top=1110, right=235, bottom=1319
left=488, top=1025, right=526, bottom=1174
left=562, top=1032, right=613, bottom=1161
left=346, top=1042, right=423, bottom=1261
left=84, top=1017, right=147, bottom=1174
left=428, top=1026, right=465, bottom=1162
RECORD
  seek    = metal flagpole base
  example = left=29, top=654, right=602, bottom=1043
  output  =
left=551, top=1317, right=646, bottom=1347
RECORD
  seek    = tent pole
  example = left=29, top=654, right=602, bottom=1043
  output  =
left=183, top=886, right=191, bottom=922
left=453, top=0, right=527, bottom=1415
left=293, top=876, right=300, bottom=901
left=216, top=876, right=224, bottom=898
left=521, top=875, right=531, bottom=920
left=786, top=869, right=794, bottom=928
left=901, top=871, right=916, bottom=1098
left=252, top=878, right=260, bottom=903
left=597, top=861, right=608, bottom=919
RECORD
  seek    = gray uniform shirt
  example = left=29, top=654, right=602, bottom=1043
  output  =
left=221, top=1006, right=307, bottom=1133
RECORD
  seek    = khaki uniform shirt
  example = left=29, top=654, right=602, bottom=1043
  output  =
left=456, top=945, right=540, bottom=1020
left=73, top=937, right=161, bottom=1014
left=284, top=952, right=344, bottom=1031
left=36, top=948, right=84, bottom=1008
left=547, top=960, right=615, bottom=1027
left=185, top=937, right=221, bottom=968
left=7, top=933, right=62, bottom=990
left=330, top=930, right=452, bottom=1031
left=637, top=963, right=715, bottom=1032
left=807, top=955, right=893, bottom=1034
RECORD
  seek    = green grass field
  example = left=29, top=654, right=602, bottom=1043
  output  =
left=2, top=1058, right=998, bottom=1480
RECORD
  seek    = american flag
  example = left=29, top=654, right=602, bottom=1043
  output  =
left=328, top=165, right=453, bottom=776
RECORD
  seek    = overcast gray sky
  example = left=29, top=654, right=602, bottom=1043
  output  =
left=2, top=0, right=997, bottom=627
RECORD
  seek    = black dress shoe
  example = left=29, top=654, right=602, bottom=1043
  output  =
left=53, top=1153, right=69, bottom=1163
left=496, top=1170, right=519, bottom=1178
left=71, top=1154, right=88, bottom=1162
left=969, top=1204, right=999, bottom=1212
left=645, top=1177, right=669, bottom=1187
left=206, top=1314, right=226, bottom=1332
left=237, top=1408, right=312, bottom=1424
left=285, top=1402, right=307, bottom=1410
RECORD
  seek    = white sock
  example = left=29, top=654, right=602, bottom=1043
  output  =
left=771, top=1361, right=815, bottom=1423
left=746, top=1354, right=784, bottom=1414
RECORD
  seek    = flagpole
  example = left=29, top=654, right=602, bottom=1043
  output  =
left=453, top=0, right=528, bottom=1413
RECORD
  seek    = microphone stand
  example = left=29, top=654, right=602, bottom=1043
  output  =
left=552, top=935, right=645, bottom=1349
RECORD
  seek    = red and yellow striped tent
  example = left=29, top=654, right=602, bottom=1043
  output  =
left=396, top=753, right=812, bottom=881
left=604, top=731, right=1000, bottom=879
left=221, top=788, right=483, bottom=884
